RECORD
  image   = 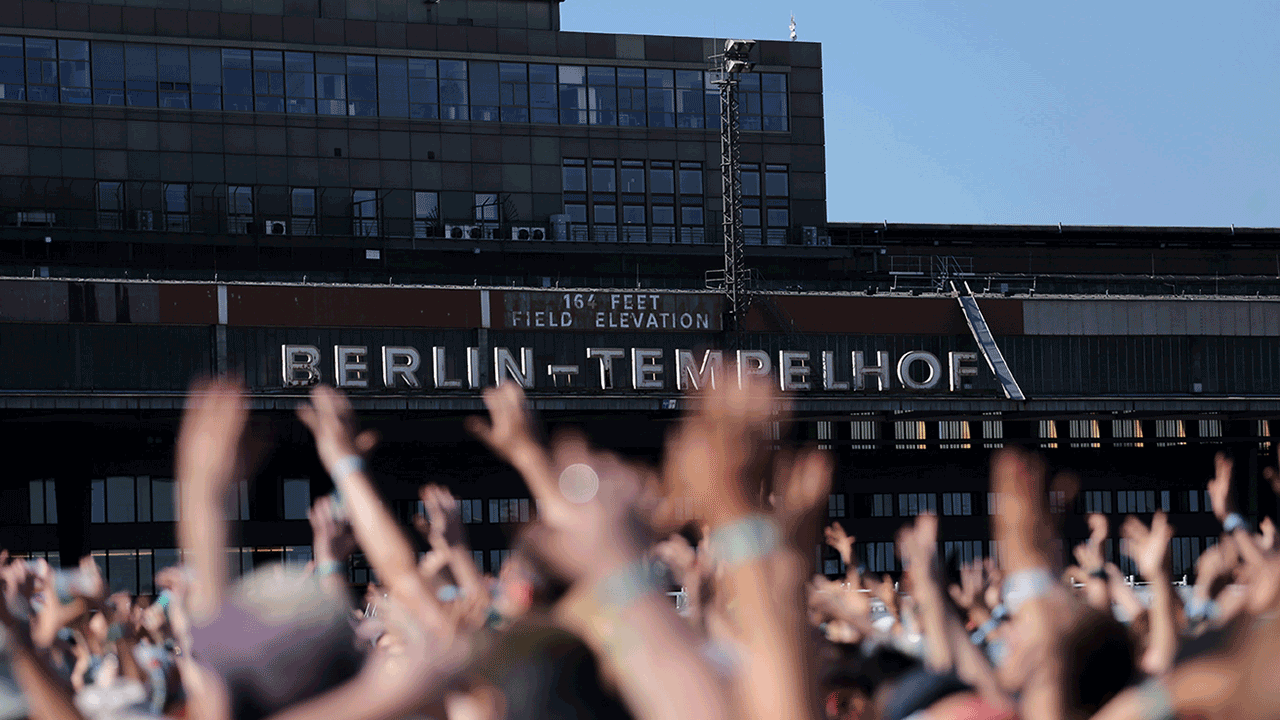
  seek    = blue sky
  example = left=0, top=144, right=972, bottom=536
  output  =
left=562, top=1, right=1280, bottom=228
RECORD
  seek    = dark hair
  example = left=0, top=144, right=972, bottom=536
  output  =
left=1059, top=606, right=1138, bottom=719
left=818, top=642, right=919, bottom=700
left=474, top=620, right=635, bottom=720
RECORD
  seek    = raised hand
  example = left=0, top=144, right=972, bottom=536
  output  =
left=1208, top=452, right=1235, bottom=522
left=824, top=522, right=856, bottom=567
left=1121, top=512, right=1174, bottom=580
left=465, top=383, right=540, bottom=466
left=309, top=495, right=356, bottom=565
left=419, top=485, right=465, bottom=550
left=295, top=385, right=378, bottom=475
left=948, top=560, right=987, bottom=615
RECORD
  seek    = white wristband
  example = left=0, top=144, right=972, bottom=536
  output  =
left=1002, top=568, right=1054, bottom=614
left=330, top=454, right=366, bottom=486
left=1223, top=512, right=1247, bottom=534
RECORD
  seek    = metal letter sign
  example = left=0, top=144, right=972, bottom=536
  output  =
left=278, top=344, right=1000, bottom=396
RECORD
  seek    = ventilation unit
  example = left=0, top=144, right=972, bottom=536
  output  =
left=265, top=220, right=288, bottom=235
left=510, top=227, right=547, bottom=241
left=445, top=224, right=477, bottom=240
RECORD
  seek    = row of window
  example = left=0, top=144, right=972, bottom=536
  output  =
left=813, top=418, right=1267, bottom=450
left=829, top=489, right=1218, bottom=520
left=29, top=476, right=312, bottom=525
left=86, top=181, right=788, bottom=244
left=823, top=536, right=1219, bottom=579
left=561, top=159, right=791, bottom=245
left=0, top=37, right=790, bottom=131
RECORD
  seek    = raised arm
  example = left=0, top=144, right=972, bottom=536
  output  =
left=175, top=379, right=249, bottom=625
left=1121, top=512, right=1177, bottom=676
left=297, top=385, right=445, bottom=629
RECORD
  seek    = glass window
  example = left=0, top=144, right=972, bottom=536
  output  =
left=97, top=181, right=123, bottom=229
left=766, top=165, right=789, bottom=196
left=652, top=205, right=674, bottom=225
left=474, top=192, right=498, bottom=222
left=25, top=38, right=57, bottom=103
left=222, top=48, right=252, bottom=111
left=0, top=36, right=25, bottom=101
left=347, top=55, right=377, bottom=116
left=679, top=162, right=703, bottom=194
left=291, top=188, right=316, bottom=234
left=164, top=183, right=189, bottom=231
left=767, top=208, right=789, bottom=227
left=91, top=42, right=123, bottom=104
left=353, top=189, right=378, bottom=236
left=681, top=206, right=703, bottom=225
left=675, top=70, right=703, bottom=128
left=438, top=59, right=468, bottom=120
left=413, top=191, right=439, bottom=238
left=743, top=208, right=761, bottom=227
left=562, top=160, right=586, bottom=192
left=316, top=53, right=346, bottom=115
left=408, top=58, right=438, bottom=119
left=377, top=56, right=408, bottom=118
left=741, top=163, right=761, bottom=196
left=282, top=479, right=310, bottom=520
left=285, top=52, right=315, bottom=114
left=190, top=47, right=221, bottom=110
left=499, top=62, right=528, bottom=122
left=228, top=185, right=253, bottom=233
left=622, top=205, right=644, bottom=224
left=29, top=479, right=57, bottom=524
left=106, top=476, right=136, bottom=523
left=157, top=46, right=190, bottom=109
left=469, top=60, right=499, bottom=121
left=591, top=160, right=616, bottom=193
left=761, top=72, right=789, bottom=131
left=151, top=478, right=176, bottom=522
left=558, top=65, right=586, bottom=125
left=528, top=63, right=557, bottom=123
left=620, top=162, right=644, bottom=193
left=58, top=40, right=90, bottom=104
left=253, top=50, right=284, bottom=113
left=646, top=69, right=675, bottom=128
left=616, top=67, right=646, bottom=127
left=564, top=203, right=587, bottom=224
left=587, top=66, right=616, bottom=126
left=594, top=204, right=616, bottom=223
left=650, top=162, right=674, bottom=194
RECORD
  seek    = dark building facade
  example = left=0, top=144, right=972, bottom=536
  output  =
left=0, top=0, right=825, bottom=287
left=1, top=0, right=1278, bottom=597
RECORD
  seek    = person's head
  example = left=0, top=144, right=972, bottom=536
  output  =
left=818, top=643, right=918, bottom=720
left=1057, top=605, right=1138, bottom=719
left=188, top=565, right=362, bottom=720
left=469, top=620, right=634, bottom=720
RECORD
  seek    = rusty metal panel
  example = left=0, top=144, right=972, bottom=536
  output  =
left=226, top=286, right=481, bottom=328
left=495, top=290, right=722, bottom=332
left=158, top=284, right=218, bottom=324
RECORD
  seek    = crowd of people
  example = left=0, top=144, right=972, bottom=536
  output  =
left=1, top=376, right=1279, bottom=720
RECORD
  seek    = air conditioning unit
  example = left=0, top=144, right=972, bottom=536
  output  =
left=445, top=224, right=478, bottom=240
left=510, top=226, right=547, bottom=241
left=802, top=226, right=817, bottom=246
left=265, top=220, right=288, bottom=235
left=133, top=210, right=154, bottom=231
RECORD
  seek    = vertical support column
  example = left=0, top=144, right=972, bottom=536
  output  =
left=55, top=452, right=92, bottom=569
left=717, top=72, right=747, bottom=330
left=215, top=284, right=229, bottom=373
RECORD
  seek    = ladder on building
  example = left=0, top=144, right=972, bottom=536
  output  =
left=953, top=281, right=1026, bottom=401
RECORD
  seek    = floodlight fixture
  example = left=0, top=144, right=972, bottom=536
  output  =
left=724, top=39, right=756, bottom=55
left=725, top=59, right=754, bottom=74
